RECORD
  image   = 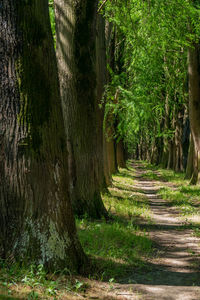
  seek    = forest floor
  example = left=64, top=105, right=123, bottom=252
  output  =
left=1, top=161, right=200, bottom=299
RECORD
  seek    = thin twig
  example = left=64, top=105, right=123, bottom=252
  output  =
left=98, top=0, right=110, bottom=13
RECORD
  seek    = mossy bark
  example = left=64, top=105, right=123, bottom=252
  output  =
left=55, top=0, right=107, bottom=218
left=0, top=0, right=87, bottom=271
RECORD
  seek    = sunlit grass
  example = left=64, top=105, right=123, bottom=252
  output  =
left=140, top=162, right=185, bottom=185
left=0, top=163, right=155, bottom=298
left=76, top=165, right=153, bottom=280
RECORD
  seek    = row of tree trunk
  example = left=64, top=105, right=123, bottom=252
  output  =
left=135, top=41, right=200, bottom=185
left=0, top=0, right=126, bottom=271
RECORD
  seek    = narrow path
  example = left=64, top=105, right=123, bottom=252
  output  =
left=116, top=162, right=200, bottom=300
left=82, top=162, right=200, bottom=300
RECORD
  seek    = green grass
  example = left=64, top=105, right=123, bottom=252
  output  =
left=159, top=187, right=200, bottom=216
left=0, top=261, right=88, bottom=299
left=0, top=163, right=154, bottom=298
left=76, top=165, right=153, bottom=280
left=141, top=165, right=185, bottom=184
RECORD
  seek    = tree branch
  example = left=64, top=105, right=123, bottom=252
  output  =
left=98, top=0, right=110, bottom=13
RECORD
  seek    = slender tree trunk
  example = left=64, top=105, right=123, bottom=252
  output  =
left=188, top=43, right=200, bottom=184
left=103, top=136, right=112, bottom=186
left=0, top=0, right=87, bottom=270
left=161, top=93, right=170, bottom=168
left=116, top=139, right=126, bottom=168
left=185, top=134, right=194, bottom=179
left=182, top=113, right=190, bottom=170
left=55, top=0, right=107, bottom=217
left=96, top=14, right=110, bottom=189
left=167, top=140, right=174, bottom=169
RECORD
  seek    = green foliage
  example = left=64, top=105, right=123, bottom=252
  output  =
left=49, top=0, right=56, bottom=45
left=103, top=0, right=200, bottom=153
left=0, top=261, right=88, bottom=299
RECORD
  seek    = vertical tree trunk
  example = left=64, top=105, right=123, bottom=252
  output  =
left=96, top=14, right=110, bottom=189
left=116, top=139, right=126, bottom=168
left=188, top=44, right=200, bottom=184
left=0, top=0, right=87, bottom=270
left=185, top=134, right=194, bottom=180
left=55, top=0, right=107, bottom=217
left=161, top=93, right=170, bottom=168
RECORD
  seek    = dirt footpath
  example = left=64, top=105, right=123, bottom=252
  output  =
left=116, top=163, right=200, bottom=300
left=73, top=162, right=200, bottom=300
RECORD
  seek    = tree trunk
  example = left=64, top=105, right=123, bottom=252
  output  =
left=182, top=114, right=190, bottom=171
left=103, top=136, right=112, bottom=186
left=167, top=140, right=174, bottom=169
left=55, top=0, right=107, bottom=218
left=96, top=14, right=110, bottom=190
left=185, top=134, right=194, bottom=180
left=0, top=0, right=87, bottom=270
left=161, top=93, right=170, bottom=168
left=188, top=43, right=200, bottom=184
left=116, top=140, right=126, bottom=168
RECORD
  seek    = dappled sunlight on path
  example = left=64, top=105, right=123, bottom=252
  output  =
left=118, top=161, right=200, bottom=299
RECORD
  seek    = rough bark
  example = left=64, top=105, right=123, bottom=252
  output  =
left=188, top=44, right=200, bottom=184
left=0, top=0, right=87, bottom=270
left=55, top=0, right=107, bottom=217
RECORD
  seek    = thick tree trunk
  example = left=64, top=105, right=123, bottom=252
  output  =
left=55, top=0, right=107, bottom=218
left=188, top=44, right=200, bottom=184
left=0, top=0, right=87, bottom=270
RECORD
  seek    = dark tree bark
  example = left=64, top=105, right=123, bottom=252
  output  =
left=116, top=140, right=126, bottom=168
left=55, top=0, right=107, bottom=218
left=188, top=43, right=200, bottom=184
left=0, top=0, right=87, bottom=271
left=185, top=134, right=194, bottom=180
left=96, top=14, right=110, bottom=190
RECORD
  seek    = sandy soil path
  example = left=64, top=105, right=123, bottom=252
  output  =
left=114, top=162, right=200, bottom=300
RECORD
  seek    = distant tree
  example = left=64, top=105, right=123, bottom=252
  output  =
left=0, top=0, right=87, bottom=271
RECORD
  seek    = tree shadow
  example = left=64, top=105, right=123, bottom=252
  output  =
left=0, top=295, right=21, bottom=300
left=92, top=256, right=200, bottom=286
